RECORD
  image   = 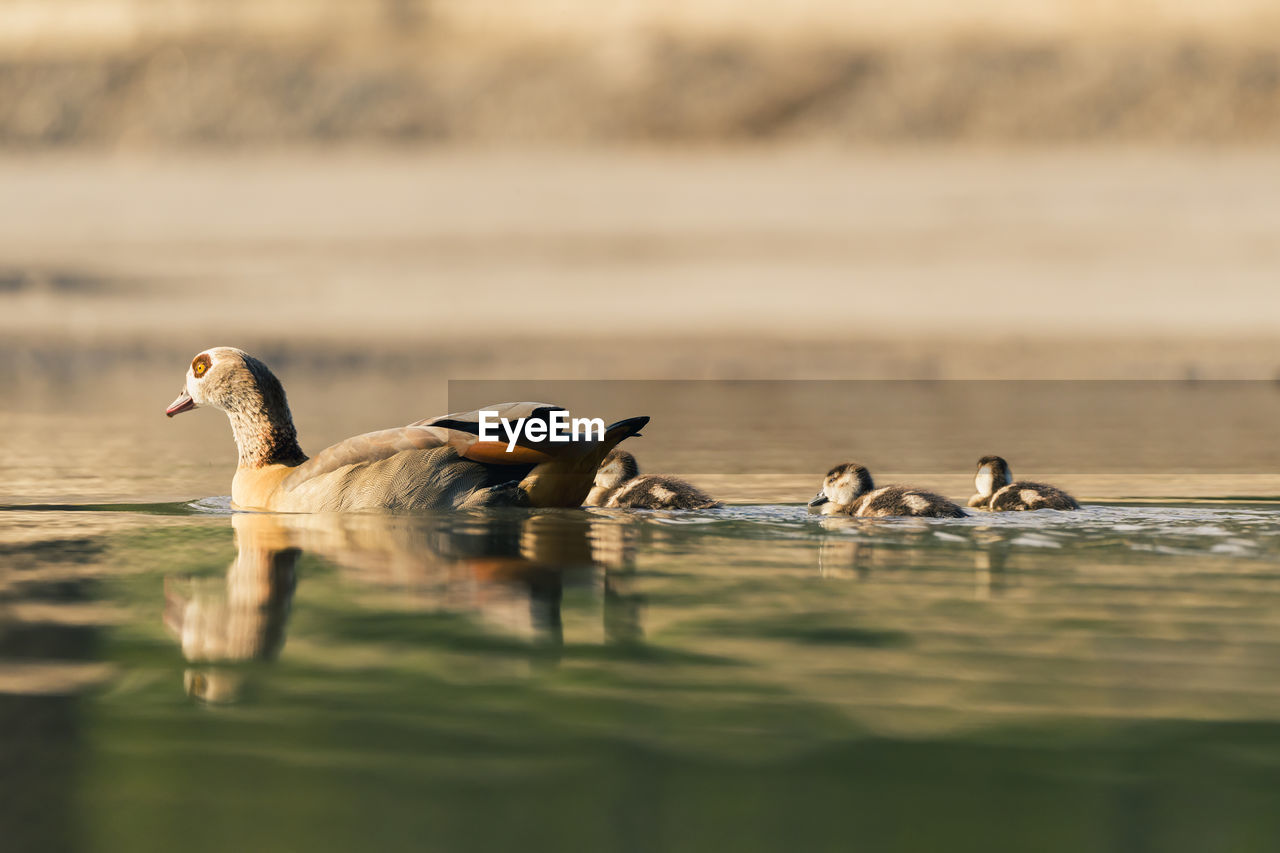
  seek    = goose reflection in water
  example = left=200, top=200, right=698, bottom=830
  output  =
left=163, top=510, right=641, bottom=703
left=815, top=517, right=1013, bottom=598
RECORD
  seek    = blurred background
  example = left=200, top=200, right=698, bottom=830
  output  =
left=3, top=0, right=1280, bottom=366
left=2, top=0, right=1280, bottom=500
left=8, top=9, right=1280, bottom=852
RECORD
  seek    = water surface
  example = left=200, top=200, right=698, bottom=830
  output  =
left=6, top=496, right=1280, bottom=851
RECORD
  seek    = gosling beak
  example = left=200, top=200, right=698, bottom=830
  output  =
left=808, top=491, right=829, bottom=507
left=165, top=389, right=196, bottom=417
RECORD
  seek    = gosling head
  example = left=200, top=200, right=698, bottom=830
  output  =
left=593, top=449, right=640, bottom=492
left=166, top=347, right=305, bottom=467
left=808, top=463, right=874, bottom=509
left=974, top=455, right=1012, bottom=498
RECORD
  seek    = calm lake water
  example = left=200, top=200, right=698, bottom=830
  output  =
left=7, top=495, right=1280, bottom=852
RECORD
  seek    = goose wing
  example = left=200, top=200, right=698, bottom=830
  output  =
left=415, top=402, right=582, bottom=464
left=414, top=401, right=560, bottom=428
left=282, top=425, right=454, bottom=491
left=416, top=402, right=558, bottom=440
left=283, top=402, right=565, bottom=491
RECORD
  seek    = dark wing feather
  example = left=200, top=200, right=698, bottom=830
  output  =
left=411, top=402, right=563, bottom=432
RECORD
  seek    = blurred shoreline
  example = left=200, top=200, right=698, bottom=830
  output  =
left=1, top=0, right=1279, bottom=148
left=3, top=37, right=1279, bottom=147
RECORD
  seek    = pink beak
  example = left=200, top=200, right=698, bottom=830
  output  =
left=166, top=389, right=196, bottom=417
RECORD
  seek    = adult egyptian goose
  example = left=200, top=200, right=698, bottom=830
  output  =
left=585, top=449, right=720, bottom=509
left=165, top=347, right=648, bottom=512
left=967, top=455, right=1079, bottom=511
left=808, top=463, right=967, bottom=518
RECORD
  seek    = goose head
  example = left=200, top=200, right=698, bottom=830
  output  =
left=974, top=455, right=1012, bottom=498
left=166, top=347, right=281, bottom=418
left=809, top=463, right=874, bottom=509
left=166, top=347, right=305, bottom=468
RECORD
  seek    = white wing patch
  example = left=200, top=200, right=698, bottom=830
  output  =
left=1019, top=488, right=1042, bottom=506
left=903, top=493, right=930, bottom=513
left=651, top=485, right=676, bottom=502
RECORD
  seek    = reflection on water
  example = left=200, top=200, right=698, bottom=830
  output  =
left=163, top=515, right=298, bottom=703
left=7, top=500, right=1280, bottom=850
left=817, top=518, right=1010, bottom=598
left=163, top=511, right=643, bottom=701
left=137, top=501, right=1280, bottom=727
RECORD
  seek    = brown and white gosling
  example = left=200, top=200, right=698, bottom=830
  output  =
left=967, top=455, right=1079, bottom=512
left=808, top=463, right=967, bottom=518
left=164, top=347, right=648, bottom=512
left=585, top=449, right=720, bottom=510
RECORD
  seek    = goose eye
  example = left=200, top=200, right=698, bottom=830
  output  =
left=192, top=354, right=211, bottom=378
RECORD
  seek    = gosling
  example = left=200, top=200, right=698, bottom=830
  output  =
left=967, top=455, right=1079, bottom=511
left=586, top=449, right=720, bottom=510
left=809, top=463, right=966, bottom=518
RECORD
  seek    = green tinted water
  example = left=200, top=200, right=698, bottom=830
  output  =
left=7, top=499, right=1280, bottom=852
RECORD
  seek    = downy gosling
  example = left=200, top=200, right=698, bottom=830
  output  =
left=809, top=463, right=966, bottom=518
left=586, top=449, right=720, bottom=510
left=967, top=455, right=1079, bottom=511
